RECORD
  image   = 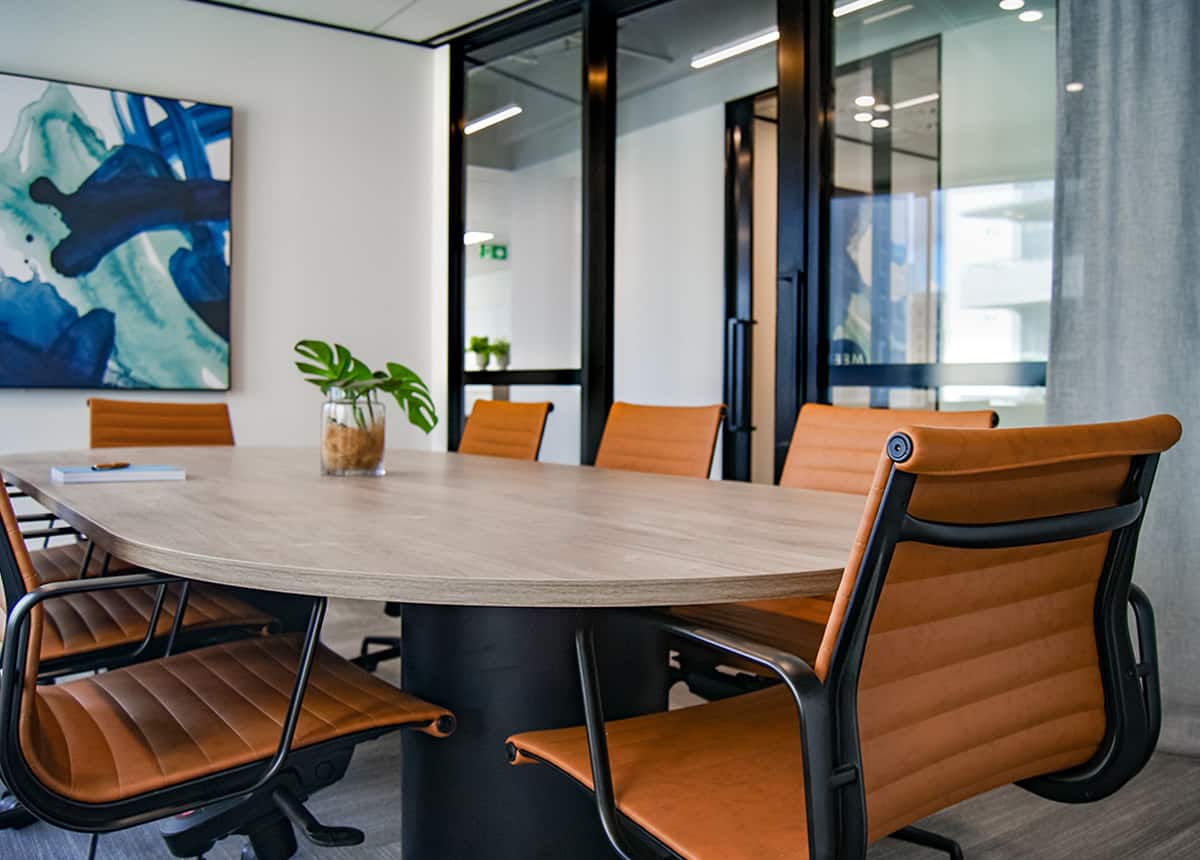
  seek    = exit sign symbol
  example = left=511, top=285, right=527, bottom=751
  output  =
left=479, top=243, right=509, bottom=261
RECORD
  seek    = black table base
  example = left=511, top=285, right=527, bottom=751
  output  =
left=400, top=604, right=668, bottom=859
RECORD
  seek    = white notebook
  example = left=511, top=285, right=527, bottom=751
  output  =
left=50, top=465, right=187, bottom=484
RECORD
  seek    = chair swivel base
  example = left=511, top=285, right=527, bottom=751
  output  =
left=890, top=825, right=965, bottom=859
left=160, top=748, right=358, bottom=860
left=354, top=636, right=402, bottom=672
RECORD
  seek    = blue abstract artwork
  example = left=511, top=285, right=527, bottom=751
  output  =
left=0, top=72, right=230, bottom=389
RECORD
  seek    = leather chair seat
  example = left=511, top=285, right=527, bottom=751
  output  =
left=671, top=594, right=834, bottom=670
left=26, top=633, right=453, bottom=804
left=509, top=686, right=808, bottom=860
left=30, top=542, right=135, bottom=583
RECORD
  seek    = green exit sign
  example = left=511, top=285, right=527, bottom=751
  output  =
left=479, top=243, right=509, bottom=261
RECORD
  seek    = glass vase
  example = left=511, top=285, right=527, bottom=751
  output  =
left=321, top=391, right=386, bottom=476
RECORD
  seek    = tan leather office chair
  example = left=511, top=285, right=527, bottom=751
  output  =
left=507, top=415, right=1180, bottom=860
left=0, top=492, right=456, bottom=856
left=594, top=402, right=725, bottom=478
left=458, top=400, right=554, bottom=460
left=88, top=398, right=236, bottom=447
left=672, top=403, right=996, bottom=695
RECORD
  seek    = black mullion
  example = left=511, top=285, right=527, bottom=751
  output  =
left=447, top=40, right=467, bottom=451
left=580, top=0, right=618, bottom=465
left=776, top=0, right=833, bottom=482
left=723, top=97, right=756, bottom=482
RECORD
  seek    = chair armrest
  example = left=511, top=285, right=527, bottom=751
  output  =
left=1128, top=584, right=1161, bottom=758
left=573, top=609, right=838, bottom=860
left=16, top=526, right=78, bottom=542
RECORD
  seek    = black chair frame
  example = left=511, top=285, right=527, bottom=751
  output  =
left=551, top=438, right=1164, bottom=860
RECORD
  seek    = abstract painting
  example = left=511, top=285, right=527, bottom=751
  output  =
left=0, top=72, right=230, bottom=389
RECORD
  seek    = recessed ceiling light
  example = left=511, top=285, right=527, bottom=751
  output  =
left=854, top=112, right=874, bottom=123
left=870, top=118, right=890, bottom=129
left=1018, top=9, right=1044, bottom=22
left=1065, top=81, right=1085, bottom=93
left=893, top=92, right=940, bottom=110
left=464, top=104, right=522, bottom=135
left=464, top=231, right=495, bottom=246
left=875, top=103, right=891, bottom=113
left=864, top=4, right=914, bottom=25
left=833, top=0, right=888, bottom=17
left=690, top=27, right=779, bottom=69
left=998, top=0, right=1025, bottom=10
left=854, top=95, right=876, bottom=107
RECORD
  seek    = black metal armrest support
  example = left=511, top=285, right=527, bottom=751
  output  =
left=1128, top=584, right=1161, bottom=758
left=16, top=526, right=77, bottom=542
left=0, top=575, right=328, bottom=830
left=573, top=609, right=838, bottom=860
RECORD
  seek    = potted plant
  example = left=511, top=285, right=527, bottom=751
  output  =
left=294, top=339, right=437, bottom=476
left=467, top=336, right=490, bottom=371
left=489, top=338, right=511, bottom=371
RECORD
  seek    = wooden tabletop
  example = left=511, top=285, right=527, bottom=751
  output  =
left=1, top=447, right=864, bottom=607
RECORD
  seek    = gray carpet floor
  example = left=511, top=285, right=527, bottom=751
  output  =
left=2, top=598, right=1197, bottom=859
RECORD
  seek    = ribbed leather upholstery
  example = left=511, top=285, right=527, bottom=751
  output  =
left=593, top=402, right=724, bottom=478
left=37, top=580, right=275, bottom=663
left=673, top=404, right=997, bottom=666
left=779, top=403, right=997, bottom=494
left=88, top=398, right=235, bottom=448
left=509, top=415, right=1181, bottom=859
left=30, top=542, right=134, bottom=582
left=458, top=400, right=552, bottom=460
left=24, top=634, right=454, bottom=803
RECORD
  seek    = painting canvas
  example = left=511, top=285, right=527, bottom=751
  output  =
left=0, top=71, right=230, bottom=389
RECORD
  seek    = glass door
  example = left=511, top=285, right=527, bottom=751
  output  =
left=457, top=13, right=585, bottom=463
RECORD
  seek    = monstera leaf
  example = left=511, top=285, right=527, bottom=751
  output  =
left=294, top=339, right=438, bottom=434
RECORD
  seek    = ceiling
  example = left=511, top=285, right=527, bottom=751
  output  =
left=219, top=0, right=544, bottom=43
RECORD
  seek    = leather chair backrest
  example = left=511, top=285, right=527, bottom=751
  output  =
left=458, top=400, right=553, bottom=461
left=593, top=402, right=724, bottom=478
left=88, top=399, right=234, bottom=448
left=815, top=415, right=1181, bottom=844
left=779, top=403, right=997, bottom=493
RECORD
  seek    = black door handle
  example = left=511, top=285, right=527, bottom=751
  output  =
left=725, top=318, right=755, bottom=433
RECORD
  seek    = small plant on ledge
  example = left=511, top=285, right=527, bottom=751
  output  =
left=467, top=335, right=490, bottom=371
left=489, top=338, right=511, bottom=371
left=294, top=339, right=437, bottom=476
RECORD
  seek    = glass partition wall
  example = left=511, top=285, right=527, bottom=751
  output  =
left=828, top=0, right=1057, bottom=426
left=447, top=0, right=1058, bottom=467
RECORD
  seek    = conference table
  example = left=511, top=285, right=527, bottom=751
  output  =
left=1, top=446, right=864, bottom=859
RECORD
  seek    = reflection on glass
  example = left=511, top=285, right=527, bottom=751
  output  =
left=612, top=0, right=776, bottom=419
left=831, top=385, right=1046, bottom=427
left=464, top=16, right=583, bottom=371
left=830, top=2, right=1057, bottom=370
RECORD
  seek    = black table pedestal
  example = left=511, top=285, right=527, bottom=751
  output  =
left=400, top=604, right=668, bottom=859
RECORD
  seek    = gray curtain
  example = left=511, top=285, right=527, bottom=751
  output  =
left=1049, top=0, right=1200, bottom=755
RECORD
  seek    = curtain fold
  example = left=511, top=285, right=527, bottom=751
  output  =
left=1049, top=0, right=1200, bottom=755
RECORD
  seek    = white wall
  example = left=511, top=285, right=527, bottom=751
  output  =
left=614, top=105, right=726, bottom=476
left=0, top=0, right=440, bottom=453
